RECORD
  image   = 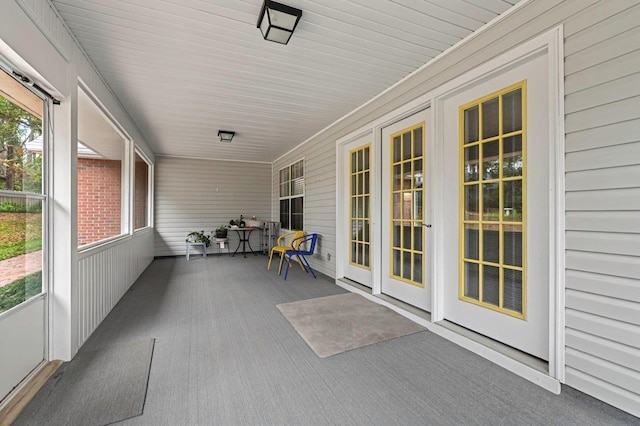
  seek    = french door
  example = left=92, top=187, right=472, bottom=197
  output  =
left=380, top=109, right=431, bottom=311
left=441, top=51, right=550, bottom=360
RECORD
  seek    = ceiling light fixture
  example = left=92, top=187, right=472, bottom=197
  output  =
left=257, top=0, right=302, bottom=45
left=218, top=130, right=235, bottom=143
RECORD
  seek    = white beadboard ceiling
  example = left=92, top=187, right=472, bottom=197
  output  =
left=51, top=0, right=518, bottom=162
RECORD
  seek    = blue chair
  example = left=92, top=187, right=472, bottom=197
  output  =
left=283, top=233, right=318, bottom=280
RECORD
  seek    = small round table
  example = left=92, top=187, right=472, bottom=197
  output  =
left=231, top=227, right=261, bottom=258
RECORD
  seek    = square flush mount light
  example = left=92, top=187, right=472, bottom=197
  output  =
left=218, top=130, right=235, bottom=143
left=257, top=0, right=302, bottom=45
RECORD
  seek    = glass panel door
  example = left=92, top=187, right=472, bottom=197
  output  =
left=381, top=108, right=431, bottom=311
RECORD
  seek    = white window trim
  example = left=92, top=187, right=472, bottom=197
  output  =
left=133, top=146, right=153, bottom=232
left=278, top=158, right=305, bottom=231
left=76, top=81, right=133, bottom=248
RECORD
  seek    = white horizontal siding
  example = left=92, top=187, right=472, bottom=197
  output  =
left=154, top=157, right=271, bottom=256
left=566, top=348, right=640, bottom=398
left=563, top=0, right=640, bottom=416
left=566, top=232, right=640, bottom=257
left=566, top=310, right=640, bottom=350
left=565, top=165, right=640, bottom=190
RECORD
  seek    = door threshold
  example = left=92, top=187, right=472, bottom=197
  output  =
left=436, top=320, right=548, bottom=374
left=338, top=278, right=431, bottom=322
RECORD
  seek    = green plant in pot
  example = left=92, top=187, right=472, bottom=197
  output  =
left=186, top=230, right=211, bottom=247
left=214, top=225, right=228, bottom=239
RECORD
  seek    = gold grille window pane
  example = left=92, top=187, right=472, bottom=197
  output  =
left=357, top=196, right=364, bottom=218
left=464, top=185, right=479, bottom=220
left=393, top=222, right=401, bottom=247
left=482, top=224, right=500, bottom=264
left=403, top=162, right=412, bottom=190
left=403, top=192, right=413, bottom=220
left=503, top=135, right=523, bottom=177
left=393, top=136, right=401, bottom=162
left=393, top=165, right=402, bottom=191
left=364, top=171, right=370, bottom=193
left=464, top=105, right=479, bottom=144
left=413, top=253, right=423, bottom=284
left=413, top=226, right=422, bottom=252
left=464, top=224, right=479, bottom=260
left=464, top=146, right=479, bottom=182
left=482, top=97, right=499, bottom=139
left=402, top=252, right=412, bottom=280
left=393, top=250, right=401, bottom=276
left=482, top=141, right=500, bottom=180
left=413, top=159, right=423, bottom=188
left=393, top=193, right=401, bottom=219
left=503, top=269, right=523, bottom=313
left=364, top=195, right=370, bottom=218
left=403, top=131, right=412, bottom=160
left=482, top=265, right=500, bottom=306
left=503, top=180, right=522, bottom=221
left=503, top=224, right=523, bottom=267
left=414, top=190, right=423, bottom=220
left=402, top=224, right=412, bottom=249
left=464, top=262, right=480, bottom=299
left=358, top=173, right=364, bottom=194
left=351, top=242, right=357, bottom=264
left=503, top=89, right=522, bottom=134
left=413, top=127, right=423, bottom=157
left=482, top=182, right=499, bottom=221
left=364, top=244, right=370, bottom=267
left=364, top=147, right=370, bottom=169
left=351, top=152, right=357, bottom=173
left=364, top=220, right=370, bottom=242
left=351, top=175, right=357, bottom=196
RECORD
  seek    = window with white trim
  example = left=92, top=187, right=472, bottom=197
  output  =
left=279, top=159, right=304, bottom=230
left=134, top=149, right=151, bottom=230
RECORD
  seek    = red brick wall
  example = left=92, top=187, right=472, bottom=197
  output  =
left=77, top=158, right=122, bottom=246
left=134, top=161, right=148, bottom=229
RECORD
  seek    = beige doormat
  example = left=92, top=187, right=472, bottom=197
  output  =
left=277, top=293, right=425, bottom=358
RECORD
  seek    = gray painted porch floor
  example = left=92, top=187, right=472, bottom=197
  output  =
left=71, top=255, right=637, bottom=425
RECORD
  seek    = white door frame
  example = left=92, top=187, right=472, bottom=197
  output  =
left=430, top=26, right=565, bottom=381
left=335, top=26, right=564, bottom=389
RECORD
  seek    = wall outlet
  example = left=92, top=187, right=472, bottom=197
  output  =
left=327, top=253, right=331, bottom=261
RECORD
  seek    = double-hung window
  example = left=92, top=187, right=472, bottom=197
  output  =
left=279, top=159, right=304, bottom=230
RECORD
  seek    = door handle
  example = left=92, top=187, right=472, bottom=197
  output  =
left=422, top=224, right=432, bottom=228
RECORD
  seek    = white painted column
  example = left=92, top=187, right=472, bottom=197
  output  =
left=50, top=79, right=79, bottom=361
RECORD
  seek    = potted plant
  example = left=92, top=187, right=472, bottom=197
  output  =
left=214, top=225, right=228, bottom=239
left=186, top=230, right=211, bottom=247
